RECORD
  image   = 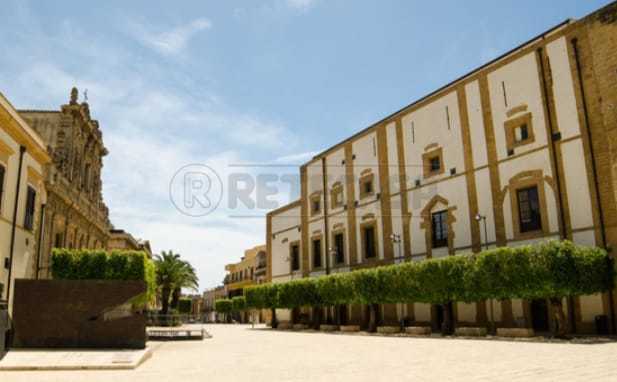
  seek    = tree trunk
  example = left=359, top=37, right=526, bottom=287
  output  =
left=170, top=287, right=181, bottom=310
left=335, top=305, right=341, bottom=326
left=550, top=297, right=568, bottom=338
left=270, top=308, right=278, bottom=329
left=161, top=286, right=171, bottom=315
left=441, top=302, right=454, bottom=336
left=313, top=307, right=322, bottom=330
left=368, top=304, right=379, bottom=333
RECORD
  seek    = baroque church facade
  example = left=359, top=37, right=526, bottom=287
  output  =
left=19, top=88, right=112, bottom=278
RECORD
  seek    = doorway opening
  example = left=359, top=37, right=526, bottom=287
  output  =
left=531, top=299, right=550, bottom=332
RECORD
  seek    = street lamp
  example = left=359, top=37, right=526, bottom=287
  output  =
left=475, top=213, right=494, bottom=335
left=328, top=247, right=337, bottom=272
left=475, top=213, right=489, bottom=251
left=390, top=233, right=402, bottom=260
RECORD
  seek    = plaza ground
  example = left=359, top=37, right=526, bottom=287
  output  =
left=3, top=324, right=617, bottom=381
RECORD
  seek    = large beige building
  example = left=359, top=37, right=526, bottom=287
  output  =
left=268, top=3, right=617, bottom=334
left=19, top=88, right=113, bottom=278
left=0, top=92, right=51, bottom=310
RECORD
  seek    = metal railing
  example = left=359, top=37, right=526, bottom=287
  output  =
left=146, top=312, right=206, bottom=327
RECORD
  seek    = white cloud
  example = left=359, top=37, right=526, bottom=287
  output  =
left=274, top=151, right=317, bottom=163
left=129, top=17, right=212, bottom=56
left=0, top=6, right=314, bottom=291
left=287, top=0, right=317, bottom=11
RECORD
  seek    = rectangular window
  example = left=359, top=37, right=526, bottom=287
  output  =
left=24, top=186, right=36, bottom=231
left=515, top=124, right=529, bottom=142
left=311, top=194, right=321, bottom=215
left=359, top=175, right=375, bottom=199
left=363, top=226, right=376, bottom=259
left=331, top=185, right=344, bottom=208
left=0, top=164, right=5, bottom=211
left=431, top=210, right=448, bottom=248
left=517, top=186, right=542, bottom=232
left=290, top=243, right=300, bottom=271
left=334, top=233, right=345, bottom=264
left=54, top=233, right=64, bottom=249
left=364, top=180, right=373, bottom=194
left=430, top=157, right=441, bottom=172
left=312, top=238, right=322, bottom=269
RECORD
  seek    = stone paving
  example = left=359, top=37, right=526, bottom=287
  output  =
left=2, top=324, right=617, bottom=381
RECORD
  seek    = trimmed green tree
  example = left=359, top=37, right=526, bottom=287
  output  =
left=215, top=299, right=233, bottom=323
left=245, top=283, right=280, bottom=328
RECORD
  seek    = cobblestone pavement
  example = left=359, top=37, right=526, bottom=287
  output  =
left=3, top=324, right=617, bottom=381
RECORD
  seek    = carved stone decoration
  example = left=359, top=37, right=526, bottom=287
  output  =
left=18, top=88, right=112, bottom=279
left=70, top=87, right=78, bottom=105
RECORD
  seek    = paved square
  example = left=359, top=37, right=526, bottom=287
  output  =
left=2, top=324, right=617, bottom=381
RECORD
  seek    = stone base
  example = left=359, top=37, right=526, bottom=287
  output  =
left=405, top=326, right=432, bottom=335
left=319, top=324, right=339, bottom=332
left=292, top=324, right=309, bottom=330
left=377, top=326, right=401, bottom=334
left=455, top=327, right=487, bottom=337
left=340, top=325, right=361, bottom=332
left=0, top=347, right=152, bottom=371
left=497, top=328, right=535, bottom=337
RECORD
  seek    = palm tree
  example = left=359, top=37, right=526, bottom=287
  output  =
left=170, top=261, right=199, bottom=310
left=154, top=250, right=199, bottom=315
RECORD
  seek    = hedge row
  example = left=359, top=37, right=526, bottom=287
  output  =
left=214, top=297, right=247, bottom=313
left=51, top=249, right=157, bottom=306
left=244, top=241, right=614, bottom=309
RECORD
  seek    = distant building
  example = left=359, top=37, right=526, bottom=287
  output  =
left=0, top=92, right=51, bottom=311
left=203, top=286, right=228, bottom=322
left=224, top=244, right=267, bottom=298
left=108, top=229, right=152, bottom=257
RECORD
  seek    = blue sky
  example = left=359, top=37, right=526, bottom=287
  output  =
left=0, top=0, right=611, bottom=290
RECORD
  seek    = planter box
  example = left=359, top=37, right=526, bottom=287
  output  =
left=377, top=326, right=401, bottom=334
left=277, top=322, right=292, bottom=330
left=292, top=324, right=309, bottom=330
left=405, top=326, right=432, bottom=335
left=319, top=324, right=339, bottom=332
left=497, top=328, right=535, bottom=338
left=455, top=327, right=487, bottom=337
left=340, top=325, right=361, bottom=332
left=12, top=279, right=146, bottom=349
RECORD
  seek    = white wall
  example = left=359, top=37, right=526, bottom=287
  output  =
left=271, top=205, right=301, bottom=279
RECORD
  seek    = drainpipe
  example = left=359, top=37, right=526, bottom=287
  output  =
left=537, top=47, right=576, bottom=334
left=571, top=37, right=615, bottom=335
left=35, top=204, right=46, bottom=280
left=321, top=157, right=331, bottom=276
left=6, top=146, right=26, bottom=310
left=537, top=47, right=568, bottom=239
left=321, top=157, right=331, bottom=325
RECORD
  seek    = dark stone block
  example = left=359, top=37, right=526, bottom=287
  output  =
left=12, top=279, right=146, bottom=349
